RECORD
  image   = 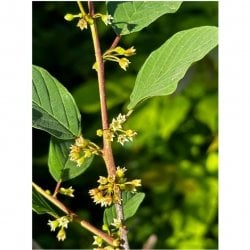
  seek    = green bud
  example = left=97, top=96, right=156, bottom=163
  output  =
left=96, top=129, right=103, bottom=137
left=64, top=13, right=74, bottom=21
left=114, top=46, right=125, bottom=55
left=102, top=224, right=110, bottom=232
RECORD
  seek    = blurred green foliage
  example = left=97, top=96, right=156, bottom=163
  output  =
left=33, top=1, right=218, bottom=249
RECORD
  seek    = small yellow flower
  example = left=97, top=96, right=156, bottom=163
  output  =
left=98, top=176, right=108, bottom=185
left=118, top=58, right=130, bottom=71
left=111, top=218, right=122, bottom=229
left=57, top=216, right=71, bottom=229
left=57, top=227, right=66, bottom=241
left=59, top=186, right=75, bottom=197
left=117, top=134, right=129, bottom=146
left=116, top=113, right=126, bottom=123
left=75, top=136, right=89, bottom=147
left=101, top=14, right=113, bottom=25
left=116, top=166, right=127, bottom=178
left=77, top=18, right=88, bottom=30
left=113, top=46, right=126, bottom=55
left=131, top=179, right=142, bottom=187
left=125, top=129, right=137, bottom=141
left=93, top=235, right=103, bottom=247
left=76, top=156, right=86, bottom=167
left=125, top=179, right=142, bottom=192
left=47, top=219, right=59, bottom=232
left=96, top=129, right=103, bottom=137
left=124, top=46, right=136, bottom=57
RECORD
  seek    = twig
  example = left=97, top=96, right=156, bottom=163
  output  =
left=52, top=180, right=62, bottom=197
left=84, top=1, right=130, bottom=249
left=109, top=35, right=122, bottom=50
left=142, top=234, right=157, bottom=250
left=32, top=182, right=114, bottom=245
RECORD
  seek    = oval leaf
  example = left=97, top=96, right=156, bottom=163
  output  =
left=32, top=65, right=81, bottom=139
left=103, top=192, right=145, bottom=225
left=127, top=26, right=218, bottom=110
left=32, top=186, right=59, bottom=217
left=107, top=1, right=182, bottom=35
left=48, top=137, right=94, bottom=182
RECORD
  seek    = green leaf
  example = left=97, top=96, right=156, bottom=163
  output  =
left=32, top=65, right=81, bottom=139
left=128, top=26, right=218, bottom=110
left=32, top=186, right=59, bottom=217
left=103, top=192, right=145, bottom=225
left=48, top=137, right=94, bottom=182
left=107, top=1, right=182, bottom=35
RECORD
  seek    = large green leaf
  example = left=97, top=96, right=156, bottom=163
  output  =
left=103, top=192, right=145, bottom=225
left=32, top=65, right=81, bottom=139
left=127, top=26, right=218, bottom=110
left=107, top=1, right=182, bottom=35
left=32, top=186, right=59, bottom=217
left=48, top=137, right=94, bottom=182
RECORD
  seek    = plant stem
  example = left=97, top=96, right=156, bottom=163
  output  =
left=32, top=182, right=114, bottom=245
left=77, top=1, right=86, bottom=16
left=78, top=1, right=130, bottom=249
left=52, top=180, right=62, bottom=197
left=109, top=35, right=121, bottom=50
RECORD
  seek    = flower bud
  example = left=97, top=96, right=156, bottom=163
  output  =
left=114, top=46, right=125, bottom=55
left=64, top=13, right=74, bottom=21
left=59, top=186, right=75, bottom=197
left=124, top=46, right=136, bottom=56
left=96, top=129, right=103, bottom=137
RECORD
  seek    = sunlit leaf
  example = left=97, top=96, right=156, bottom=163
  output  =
left=107, top=1, right=182, bottom=35
left=128, top=26, right=218, bottom=109
left=32, top=65, right=81, bottom=139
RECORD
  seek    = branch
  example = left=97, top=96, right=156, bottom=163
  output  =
left=85, top=1, right=130, bottom=249
left=32, top=182, right=114, bottom=245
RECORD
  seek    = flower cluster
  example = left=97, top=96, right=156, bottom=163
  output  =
left=47, top=215, right=72, bottom=241
left=101, top=46, right=136, bottom=71
left=97, top=113, right=137, bottom=146
left=110, top=113, right=137, bottom=146
left=89, top=167, right=141, bottom=207
left=64, top=11, right=113, bottom=31
left=69, top=135, right=100, bottom=167
left=93, top=218, right=122, bottom=250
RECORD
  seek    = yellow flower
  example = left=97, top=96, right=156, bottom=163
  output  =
left=117, top=134, right=129, bottom=146
left=59, top=186, right=75, bottom=197
left=57, top=227, right=66, bottom=241
left=118, top=58, right=130, bottom=71
left=124, top=46, right=136, bottom=56
left=77, top=18, right=88, bottom=30
left=101, top=14, right=113, bottom=25
left=93, top=235, right=103, bottom=247
left=116, top=166, right=127, bottom=178
left=47, top=219, right=59, bottom=231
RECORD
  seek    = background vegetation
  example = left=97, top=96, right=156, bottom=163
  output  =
left=33, top=1, right=218, bottom=249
